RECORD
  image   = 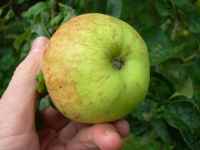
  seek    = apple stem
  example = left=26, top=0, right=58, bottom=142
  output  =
left=112, top=57, right=124, bottom=70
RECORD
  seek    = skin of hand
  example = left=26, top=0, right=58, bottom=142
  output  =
left=0, top=37, right=130, bottom=150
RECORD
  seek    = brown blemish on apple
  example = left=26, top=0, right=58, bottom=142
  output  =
left=43, top=50, right=80, bottom=111
left=65, top=80, right=78, bottom=100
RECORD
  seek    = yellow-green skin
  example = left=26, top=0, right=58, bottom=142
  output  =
left=196, top=0, right=200, bottom=9
left=42, top=13, right=150, bottom=123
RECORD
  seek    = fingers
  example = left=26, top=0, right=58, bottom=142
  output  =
left=42, top=119, right=129, bottom=150
left=113, top=120, right=130, bottom=138
left=42, top=107, right=69, bottom=131
left=0, top=37, right=49, bottom=133
left=39, top=122, right=89, bottom=150
left=59, top=121, right=89, bottom=142
left=65, top=124, right=123, bottom=150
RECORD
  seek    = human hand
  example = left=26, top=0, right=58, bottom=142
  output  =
left=0, top=37, right=129, bottom=150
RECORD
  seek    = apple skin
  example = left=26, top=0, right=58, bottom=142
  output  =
left=42, top=13, right=150, bottom=123
left=196, top=0, right=200, bottom=10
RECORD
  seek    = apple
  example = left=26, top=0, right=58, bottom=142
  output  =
left=42, top=13, right=150, bottom=123
left=195, top=0, right=200, bottom=14
left=196, top=0, right=200, bottom=8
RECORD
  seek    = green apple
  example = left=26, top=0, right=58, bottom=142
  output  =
left=42, top=13, right=150, bottom=123
left=196, top=0, right=200, bottom=8
left=196, top=0, right=200, bottom=14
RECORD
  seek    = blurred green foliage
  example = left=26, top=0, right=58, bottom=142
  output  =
left=0, top=0, right=200, bottom=149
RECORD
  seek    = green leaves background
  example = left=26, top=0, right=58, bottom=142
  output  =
left=0, top=0, right=200, bottom=149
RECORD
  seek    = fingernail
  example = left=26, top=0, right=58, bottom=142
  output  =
left=31, top=36, right=49, bottom=53
left=102, top=128, right=122, bottom=150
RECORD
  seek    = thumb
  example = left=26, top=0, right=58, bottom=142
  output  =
left=0, top=37, right=49, bottom=134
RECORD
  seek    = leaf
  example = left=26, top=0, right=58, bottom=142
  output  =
left=188, top=57, right=200, bottom=86
left=4, top=9, right=15, bottom=20
left=123, top=134, right=173, bottom=150
left=164, top=98, right=200, bottom=149
left=160, top=59, right=188, bottom=80
left=16, top=0, right=30, bottom=4
left=38, top=96, right=51, bottom=111
left=188, top=15, right=200, bottom=34
left=0, top=8, right=3, bottom=16
left=174, top=0, right=192, bottom=8
left=171, top=78, right=194, bottom=99
left=155, top=0, right=172, bottom=17
left=180, top=129, right=200, bottom=150
left=50, top=14, right=63, bottom=27
left=59, top=3, right=76, bottom=23
left=31, top=23, right=50, bottom=37
left=149, top=72, right=174, bottom=100
left=36, top=71, right=47, bottom=95
left=0, top=49, right=17, bottom=95
left=13, top=29, right=32, bottom=50
left=151, top=119, right=172, bottom=144
left=142, top=28, right=187, bottom=65
left=106, top=0, right=122, bottom=18
left=0, top=50, right=16, bottom=71
left=22, top=2, right=48, bottom=19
